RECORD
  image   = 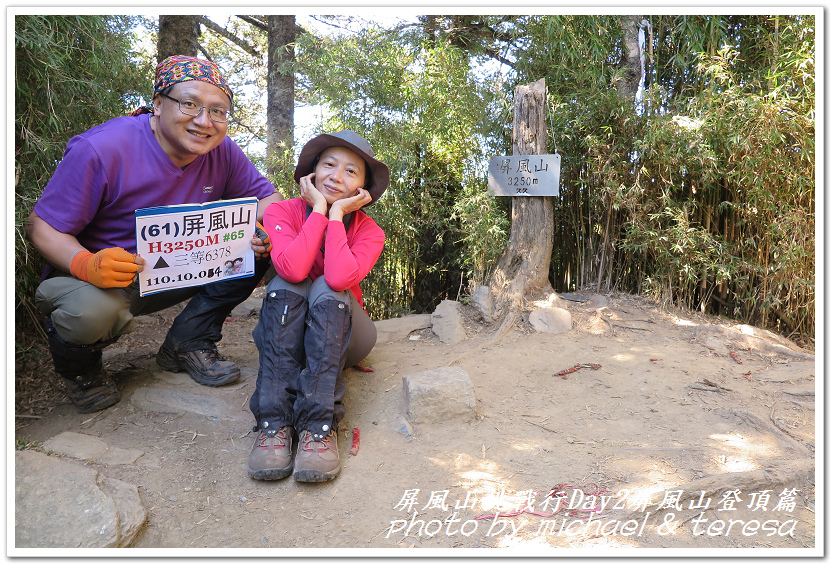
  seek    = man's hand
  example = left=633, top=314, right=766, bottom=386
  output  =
left=252, top=221, right=272, bottom=260
left=70, top=247, right=144, bottom=288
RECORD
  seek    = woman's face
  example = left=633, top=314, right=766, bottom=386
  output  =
left=313, top=146, right=367, bottom=205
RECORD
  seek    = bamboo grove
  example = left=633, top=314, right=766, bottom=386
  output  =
left=14, top=14, right=816, bottom=347
left=295, top=15, right=815, bottom=343
left=543, top=15, right=816, bottom=342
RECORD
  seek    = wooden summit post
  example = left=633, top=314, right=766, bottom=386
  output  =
left=489, top=78, right=555, bottom=329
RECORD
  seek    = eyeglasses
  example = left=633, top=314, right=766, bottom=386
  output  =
left=160, top=93, right=231, bottom=123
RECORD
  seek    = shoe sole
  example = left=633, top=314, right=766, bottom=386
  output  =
left=247, top=464, right=293, bottom=481
left=183, top=365, right=240, bottom=387
left=293, top=466, right=341, bottom=483
left=72, top=392, right=121, bottom=414
left=156, top=352, right=240, bottom=386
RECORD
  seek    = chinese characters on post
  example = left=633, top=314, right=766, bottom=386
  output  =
left=487, top=154, right=561, bottom=197
left=135, top=197, right=258, bottom=296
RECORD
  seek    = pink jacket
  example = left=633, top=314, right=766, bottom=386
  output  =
left=263, top=197, right=385, bottom=309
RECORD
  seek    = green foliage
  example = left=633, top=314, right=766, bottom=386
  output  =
left=12, top=13, right=815, bottom=344
left=15, top=15, right=152, bottom=331
left=642, top=39, right=810, bottom=329
left=296, top=25, right=507, bottom=319
left=516, top=15, right=626, bottom=91
left=293, top=13, right=814, bottom=340
left=262, top=141, right=301, bottom=201
left=452, top=181, right=510, bottom=286
left=619, top=18, right=814, bottom=337
left=198, top=15, right=270, bottom=154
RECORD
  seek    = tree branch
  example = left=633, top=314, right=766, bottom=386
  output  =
left=389, top=21, right=425, bottom=34
left=196, top=42, right=214, bottom=62
left=308, top=15, right=357, bottom=33
left=467, top=19, right=519, bottom=44
left=482, top=47, right=516, bottom=68
left=198, top=16, right=261, bottom=58
left=235, top=15, right=267, bottom=31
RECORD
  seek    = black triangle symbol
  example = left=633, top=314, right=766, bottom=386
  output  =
left=154, top=256, right=170, bottom=269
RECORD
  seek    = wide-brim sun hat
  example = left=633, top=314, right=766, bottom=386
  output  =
left=294, top=130, right=390, bottom=204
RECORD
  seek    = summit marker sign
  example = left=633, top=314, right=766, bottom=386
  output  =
left=487, top=154, right=561, bottom=197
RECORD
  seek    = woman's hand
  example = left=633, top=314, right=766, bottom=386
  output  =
left=329, top=188, right=372, bottom=222
left=299, top=173, right=328, bottom=215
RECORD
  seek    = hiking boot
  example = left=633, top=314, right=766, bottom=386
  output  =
left=61, top=367, right=121, bottom=414
left=247, top=425, right=294, bottom=480
left=156, top=345, right=240, bottom=386
left=293, top=428, right=341, bottom=482
left=46, top=317, right=121, bottom=414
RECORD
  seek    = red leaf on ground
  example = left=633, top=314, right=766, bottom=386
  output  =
left=349, top=428, right=360, bottom=456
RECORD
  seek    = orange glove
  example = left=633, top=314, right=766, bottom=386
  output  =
left=254, top=221, right=272, bottom=259
left=70, top=247, right=139, bottom=288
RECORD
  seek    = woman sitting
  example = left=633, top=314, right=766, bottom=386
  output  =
left=248, top=130, right=388, bottom=482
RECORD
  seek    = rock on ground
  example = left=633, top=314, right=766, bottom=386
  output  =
left=528, top=307, right=572, bottom=334
left=402, top=366, right=476, bottom=425
left=43, top=432, right=145, bottom=465
left=471, top=286, right=494, bottom=322
left=374, top=314, right=432, bottom=345
left=431, top=300, right=467, bottom=345
left=15, top=450, right=146, bottom=548
left=129, top=387, right=245, bottom=420
left=695, top=324, right=814, bottom=360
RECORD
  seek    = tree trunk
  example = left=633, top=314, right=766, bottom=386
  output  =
left=266, top=15, right=295, bottom=178
left=489, top=78, right=554, bottom=321
left=617, top=15, right=644, bottom=96
left=423, top=15, right=437, bottom=44
left=157, top=15, right=200, bottom=62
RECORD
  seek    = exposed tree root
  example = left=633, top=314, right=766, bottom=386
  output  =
left=617, top=459, right=814, bottom=523
left=597, top=306, right=654, bottom=335
left=448, top=306, right=518, bottom=367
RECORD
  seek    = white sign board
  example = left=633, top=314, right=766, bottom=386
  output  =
left=135, top=197, right=258, bottom=296
left=488, top=154, right=561, bottom=197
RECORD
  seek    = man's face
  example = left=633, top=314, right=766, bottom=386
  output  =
left=152, top=81, right=230, bottom=167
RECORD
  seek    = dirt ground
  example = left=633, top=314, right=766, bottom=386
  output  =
left=14, top=291, right=818, bottom=554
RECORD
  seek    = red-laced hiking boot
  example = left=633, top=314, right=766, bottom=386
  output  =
left=293, top=429, right=341, bottom=482
left=247, top=426, right=294, bottom=480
